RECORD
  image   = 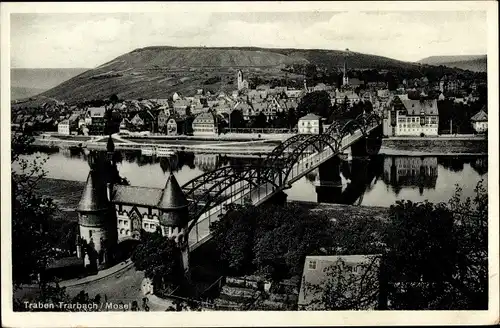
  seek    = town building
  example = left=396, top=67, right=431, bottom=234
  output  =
left=58, top=120, right=70, bottom=135
left=298, top=254, right=382, bottom=310
left=233, top=101, right=254, bottom=121
left=298, top=113, right=323, bottom=134
left=85, top=107, right=107, bottom=135
left=173, top=99, right=190, bottom=115
left=192, top=112, right=218, bottom=136
left=471, top=108, right=488, bottom=133
left=130, top=110, right=156, bottom=132
left=332, top=89, right=361, bottom=107
left=165, top=116, right=185, bottom=136
left=157, top=109, right=170, bottom=132
left=384, top=96, right=439, bottom=137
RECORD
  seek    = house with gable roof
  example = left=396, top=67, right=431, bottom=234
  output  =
left=470, top=108, right=488, bottom=133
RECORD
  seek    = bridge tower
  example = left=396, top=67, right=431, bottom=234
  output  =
left=158, top=170, right=191, bottom=275
left=77, top=151, right=116, bottom=270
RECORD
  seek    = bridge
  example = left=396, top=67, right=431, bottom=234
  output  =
left=180, top=112, right=383, bottom=251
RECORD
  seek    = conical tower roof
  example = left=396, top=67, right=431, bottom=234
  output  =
left=77, top=170, right=109, bottom=212
left=157, top=172, right=189, bottom=210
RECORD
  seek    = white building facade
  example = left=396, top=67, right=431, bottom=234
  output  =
left=298, top=113, right=322, bottom=134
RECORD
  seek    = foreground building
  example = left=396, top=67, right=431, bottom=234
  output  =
left=298, top=254, right=383, bottom=310
left=470, top=108, right=488, bottom=133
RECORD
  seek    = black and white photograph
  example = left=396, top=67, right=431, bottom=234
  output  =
left=1, top=1, right=498, bottom=326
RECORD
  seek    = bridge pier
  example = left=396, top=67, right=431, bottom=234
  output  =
left=351, top=126, right=383, bottom=157
left=351, top=137, right=368, bottom=157
left=315, top=156, right=343, bottom=204
left=264, top=190, right=288, bottom=206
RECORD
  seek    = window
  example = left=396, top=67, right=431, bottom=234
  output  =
left=124, top=221, right=128, bottom=226
left=308, top=260, right=317, bottom=270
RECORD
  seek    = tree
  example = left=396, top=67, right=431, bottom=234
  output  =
left=210, top=203, right=257, bottom=275
left=11, top=133, right=58, bottom=289
left=286, top=108, right=298, bottom=129
left=383, top=180, right=488, bottom=310
left=251, top=112, right=267, bottom=129
left=210, top=203, right=335, bottom=280
left=131, top=230, right=184, bottom=295
left=109, top=94, right=119, bottom=104
left=252, top=204, right=334, bottom=280
left=446, top=180, right=488, bottom=309
left=229, top=110, right=245, bottom=129
left=297, top=91, right=332, bottom=118
left=306, top=181, right=487, bottom=310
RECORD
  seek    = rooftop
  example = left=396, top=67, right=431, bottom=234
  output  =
left=157, top=173, right=189, bottom=210
left=78, top=171, right=110, bottom=212
left=471, top=109, right=488, bottom=122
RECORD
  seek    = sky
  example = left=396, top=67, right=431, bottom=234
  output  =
left=10, top=10, right=488, bottom=68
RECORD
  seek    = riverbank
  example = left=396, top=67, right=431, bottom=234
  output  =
left=381, top=136, right=487, bottom=155
left=37, top=178, right=393, bottom=223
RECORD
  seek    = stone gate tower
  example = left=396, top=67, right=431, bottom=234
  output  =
left=158, top=170, right=191, bottom=274
left=76, top=151, right=116, bottom=269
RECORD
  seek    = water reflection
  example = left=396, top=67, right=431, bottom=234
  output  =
left=383, top=156, right=438, bottom=196
left=23, top=147, right=488, bottom=207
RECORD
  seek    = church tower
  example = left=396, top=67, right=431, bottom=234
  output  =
left=237, top=70, right=244, bottom=91
left=343, top=49, right=349, bottom=86
left=77, top=151, right=116, bottom=269
left=157, top=170, right=191, bottom=274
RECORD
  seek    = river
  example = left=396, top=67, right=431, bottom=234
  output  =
left=16, top=148, right=488, bottom=208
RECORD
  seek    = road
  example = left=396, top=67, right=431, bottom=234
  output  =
left=15, top=266, right=173, bottom=312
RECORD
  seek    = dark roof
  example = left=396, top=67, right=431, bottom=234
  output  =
left=157, top=173, right=189, bottom=210
left=78, top=171, right=110, bottom=212
left=299, top=113, right=322, bottom=120
left=112, top=185, right=163, bottom=207
left=400, top=98, right=438, bottom=116
left=111, top=173, right=189, bottom=210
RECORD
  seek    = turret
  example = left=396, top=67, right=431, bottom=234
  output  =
left=157, top=171, right=190, bottom=272
left=77, top=152, right=116, bottom=268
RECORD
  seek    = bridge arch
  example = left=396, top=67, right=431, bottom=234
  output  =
left=186, top=169, right=281, bottom=232
left=279, top=133, right=339, bottom=184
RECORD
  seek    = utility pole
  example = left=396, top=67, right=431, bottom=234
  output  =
left=450, top=118, right=453, bottom=135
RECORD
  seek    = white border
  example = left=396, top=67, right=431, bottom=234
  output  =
left=1, top=1, right=499, bottom=326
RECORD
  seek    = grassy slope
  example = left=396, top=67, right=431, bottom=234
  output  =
left=17, top=46, right=421, bottom=105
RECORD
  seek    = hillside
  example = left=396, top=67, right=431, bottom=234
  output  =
left=15, top=46, right=423, bottom=105
left=11, top=86, right=47, bottom=100
left=418, top=55, right=487, bottom=72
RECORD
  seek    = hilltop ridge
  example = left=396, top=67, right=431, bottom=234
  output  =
left=418, top=55, right=487, bottom=72
left=13, top=46, right=472, bottom=106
